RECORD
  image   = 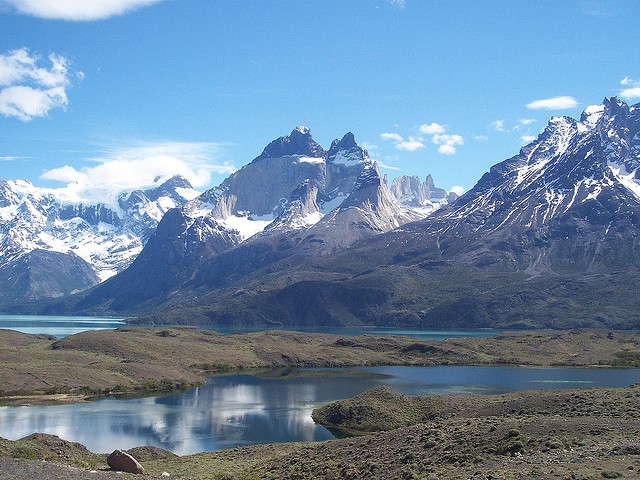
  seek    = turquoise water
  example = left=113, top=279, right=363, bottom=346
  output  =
left=0, top=365, right=638, bottom=455
left=0, top=314, right=500, bottom=340
left=0, top=314, right=125, bottom=337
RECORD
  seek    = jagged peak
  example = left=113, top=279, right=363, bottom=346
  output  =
left=255, top=126, right=324, bottom=161
left=328, top=132, right=358, bottom=154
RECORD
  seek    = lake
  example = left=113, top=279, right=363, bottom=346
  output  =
left=0, top=314, right=125, bottom=338
left=1, top=365, right=639, bottom=455
left=0, top=313, right=500, bottom=340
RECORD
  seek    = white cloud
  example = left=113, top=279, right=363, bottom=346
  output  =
left=1, top=0, right=164, bottom=20
left=432, top=133, right=463, bottom=155
left=521, top=135, right=536, bottom=143
left=418, top=122, right=445, bottom=135
left=396, top=138, right=425, bottom=151
left=450, top=185, right=465, bottom=196
left=0, top=156, right=31, bottom=161
left=474, top=135, right=488, bottom=141
left=619, top=77, right=640, bottom=100
left=519, top=118, right=537, bottom=125
left=40, top=141, right=236, bottom=205
left=380, top=132, right=404, bottom=142
left=381, top=123, right=462, bottom=155
left=526, top=96, right=579, bottom=110
left=0, top=48, right=77, bottom=121
left=437, top=144, right=455, bottom=155
left=620, top=88, right=640, bottom=101
left=490, top=120, right=506, bottom=132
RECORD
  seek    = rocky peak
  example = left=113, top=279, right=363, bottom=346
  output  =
left=256, top=126, right=324, bottom=160
left=328, top=132, right=358, bottom=154
left=390, top=174, right=453, bottom=214
left=145, top=175, right=194, bottom=201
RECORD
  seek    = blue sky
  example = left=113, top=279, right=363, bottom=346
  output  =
left=1, top=0, right=639, bottom=198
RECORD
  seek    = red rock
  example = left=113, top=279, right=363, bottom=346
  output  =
left=107, top=449, right=145, bottom=474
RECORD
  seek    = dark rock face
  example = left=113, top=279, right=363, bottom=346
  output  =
left=0, top=249, right=99, bottom=304
left=107, top=449, right=145, bottom=474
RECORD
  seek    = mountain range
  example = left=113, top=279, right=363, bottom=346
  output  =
left=0, top=176, right=198, bottom=303
left=6, top=97, right=640, bottom=329
left=0, top=128, right=454, bottom=309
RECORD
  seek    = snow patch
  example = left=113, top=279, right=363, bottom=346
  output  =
left=609, top=161, right=640, bottom=199
left=297, top=157, right=324, bottom=165
left=175, top=187, right=200, bottom=200
left=319, top=194, right=348, bottom=214
left=219, top=214, right=274, bottom=241
left=331, top=151, right=363, bottom=166
left=582, top=104, right=604, bottom=129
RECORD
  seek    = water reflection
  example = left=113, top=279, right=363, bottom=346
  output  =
left=1, top=366, right=639, bottom=455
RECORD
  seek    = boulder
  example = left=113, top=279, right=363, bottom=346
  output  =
left=107, top=449, right=145, bottom=474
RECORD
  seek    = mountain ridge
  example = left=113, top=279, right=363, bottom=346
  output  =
left=44, top=127, right=453, bottom=314
left=128, top=97, right=640, bottom=329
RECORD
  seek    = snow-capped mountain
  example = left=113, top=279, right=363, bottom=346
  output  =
left=0, top=175, right=198, bottom=302
left=397, top=96, right=640, bottom=274
left=129, top=97, right=640, bottom=329
left=64, top=127, right=439, bottom=313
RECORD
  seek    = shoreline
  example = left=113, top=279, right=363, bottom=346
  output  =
left=3, top=382, right=640, bottom=479
left=1, top=326, right=640, bottom=407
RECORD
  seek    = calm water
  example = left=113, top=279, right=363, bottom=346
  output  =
left=1, top=365, right=639, bottom=455
left=0, top=314, right=125, bottom=338
left=0, top=314, right=499, bottom=340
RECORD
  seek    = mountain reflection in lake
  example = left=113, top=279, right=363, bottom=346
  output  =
left=1, top=366, right=640, bottom=455
left=0, top=370, right=384, bottom=455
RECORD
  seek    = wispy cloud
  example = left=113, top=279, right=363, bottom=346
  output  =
left=40, top=141, right=236, bottom=204
left=520, top=135, right=536, bottom=144
left=376, top=160, right=402, bottom=171
left=512, top=118, right=537, bottom=131
left=620, top=77, right=640, bottom=101
left=387, top=0, right=406, bottom=9
left=578, top=1, right=616, bottom=17
left=526, top=96, right=579, bottom=110
left=474, top=135, right=488, bottom=141
left=490, top=120, right=506, bottom=132
left=380, top=132, right=403, bottom=142
left=0, top=0, right=164, bottom=20
left=450, top=185, right=465, bottom=196
left=0, top=156, right=32, bottom=161
left=0, top=47, right=79, bottom=121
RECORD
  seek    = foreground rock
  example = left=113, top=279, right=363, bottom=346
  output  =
left=107, top=449, right=145, bottom=474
